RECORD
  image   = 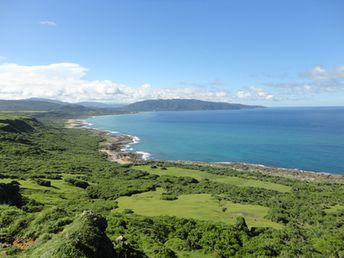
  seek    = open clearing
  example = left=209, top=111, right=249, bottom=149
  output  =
left=115, top=188, right=282, bottom=229
left=134, top=165, right=291, bottom=193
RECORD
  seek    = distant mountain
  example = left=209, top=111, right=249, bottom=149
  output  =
left=121, top=99, right=263, bottom=112
left=77, top=101, right=125, bottom=109
left=0, top=99, right=62, bottom=111
left=0, top=98, right=263, bottom=118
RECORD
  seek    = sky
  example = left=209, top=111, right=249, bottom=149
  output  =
left=0, top=0, right=344, bottom=106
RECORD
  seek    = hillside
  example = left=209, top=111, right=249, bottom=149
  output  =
left=0, top=115, right=343, bottom=257
left=0, top=115, right=39, bottom=133
left=122, top=99, right=263, bottom=112
left=0, top=99, right=124, bottom=118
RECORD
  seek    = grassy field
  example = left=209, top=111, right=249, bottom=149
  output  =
left=134, top=165, right=291, bottom=193
left=115, top=188, right=282, bottom=229
left=0, top=177, right=84, bottom=203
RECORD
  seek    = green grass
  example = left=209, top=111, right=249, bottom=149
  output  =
left=134, top=165, right=291, bottom=193
left=0, top=176, right=118, bottom=212
left=115, top=188, right=282, bottom=229
left=325, top=204, right=344, bottom=213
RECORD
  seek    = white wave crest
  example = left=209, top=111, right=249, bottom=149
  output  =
left=136, top=151, right=151, bottom=160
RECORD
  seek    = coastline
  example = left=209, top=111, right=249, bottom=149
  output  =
left=65, top=119, right=344, bottom=182
left=66, top=119, right=147, bottom=164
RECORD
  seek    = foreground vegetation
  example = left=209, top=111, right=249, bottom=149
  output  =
left=0, top=115, right=344, bottom=257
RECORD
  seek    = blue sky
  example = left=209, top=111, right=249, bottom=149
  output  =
left=0, top=0, right=344, bottom=106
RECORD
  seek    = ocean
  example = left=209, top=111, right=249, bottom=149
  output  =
left=86, top=107, right=344, bottom=174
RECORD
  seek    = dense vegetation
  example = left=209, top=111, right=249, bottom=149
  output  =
left=0, top=115, right=343, bottom=257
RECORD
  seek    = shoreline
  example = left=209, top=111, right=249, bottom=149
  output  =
left=66, top=119, right=147, bottom=164
left=65, top=119, right=344, bottom=182
left=168, top=160, right=344, bottom=182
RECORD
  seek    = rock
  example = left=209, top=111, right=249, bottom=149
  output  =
left=115, top=235, right=126, bottom=243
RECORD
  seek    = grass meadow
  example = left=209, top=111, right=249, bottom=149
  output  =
left=115, top=188, right=282, bottom=228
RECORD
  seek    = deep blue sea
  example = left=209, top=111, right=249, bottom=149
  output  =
left=86, top=107, right=344, bottom=174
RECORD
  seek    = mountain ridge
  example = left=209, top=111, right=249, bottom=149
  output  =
left=121, top=99, right=263, bottom=112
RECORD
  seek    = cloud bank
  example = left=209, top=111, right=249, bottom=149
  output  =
left=267, top=65, right=344, bottom=95
left=0, top=63, right=237, bottom=103
left=236, top=86, right=274, bottom=101
left=3, top=62, right=340, bottom=103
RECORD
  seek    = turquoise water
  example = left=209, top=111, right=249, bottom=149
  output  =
left=87, top=107, right=344, bottom=174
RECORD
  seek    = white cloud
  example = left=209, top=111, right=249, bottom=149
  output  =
left=0, top=62, right=233, bottom=103
left=302, top=65, right=327, bottom=80
left=40, top=20, right=57, bottom=26
left=236, top=86, right=274, bottom=101
left=302, top=65, right=344, bottom=80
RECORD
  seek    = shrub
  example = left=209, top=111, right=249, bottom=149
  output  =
left=165, top=238, right=190, bottom=251
left=46, top=175, right=62, bottom=180
left=22, top=198, right=44, bottom=212
left=64, top=178, right=89, bottom=189
left=123, top=209, right=134, bottom=214
left=161, top=193, right=178, bottom=201
left=0, top=182, right=23, bottom=206
left=29, top=211, right=116, bottom=258
left=35, top=179, right=51, bottom=187
left=151, top=243, right=177, bottom=258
